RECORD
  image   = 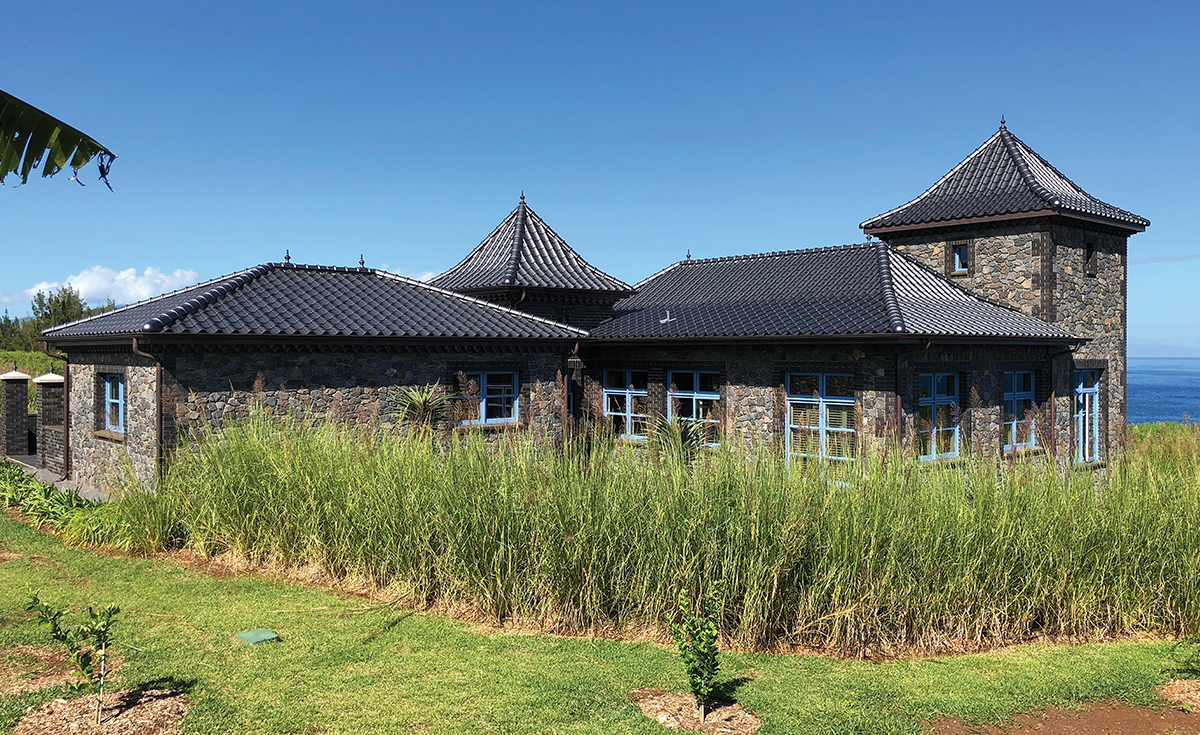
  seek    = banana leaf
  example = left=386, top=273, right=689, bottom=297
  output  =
left=0, top=89, right=115, bottom=189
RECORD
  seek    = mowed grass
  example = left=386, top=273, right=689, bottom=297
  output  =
left=0, top=512, right=1184, bottom=735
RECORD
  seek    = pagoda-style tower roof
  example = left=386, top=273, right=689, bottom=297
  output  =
left=431, top=196, right=633, bottom=296
left=861, top=121, right=1149, bottom=235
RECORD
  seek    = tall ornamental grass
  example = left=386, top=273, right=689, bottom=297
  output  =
left=71, top=416, right=1200, bottom=653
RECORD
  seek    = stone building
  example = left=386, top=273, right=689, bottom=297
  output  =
left=31, top=122, right=1145, bottom=490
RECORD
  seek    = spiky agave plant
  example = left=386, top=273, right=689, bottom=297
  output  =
left=393, top=382, right=450, bottom=431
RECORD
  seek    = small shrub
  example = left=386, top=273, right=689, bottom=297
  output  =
left=25, top=589, right=121, bottom=724
left=393, top=382, right=449, bottom=430
left=671, top=584, right=722, bottom=722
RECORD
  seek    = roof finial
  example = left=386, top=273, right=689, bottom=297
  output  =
left=686, top=249, right=691, bottom=260
left=284, top=249, right=291, bottom=264
left=520, top=190, right=525, bottom=203
left=359, top=254, right=365, bottom=268
left=1000, top=115, right=1006, bottom=129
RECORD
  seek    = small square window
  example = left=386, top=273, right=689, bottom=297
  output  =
left=953, top=243, right=970, bottom=273
left=1085, top=243, right=1098, bottom=277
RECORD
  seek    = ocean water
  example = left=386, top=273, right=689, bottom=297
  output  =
left=1128, top=357, right=1200, bottom=424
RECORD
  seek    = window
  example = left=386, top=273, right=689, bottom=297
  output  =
left=101, top=373, right=125, bottom=434
left=1002, top=371, right=1036, bottom=451
left=1085, top=243, right=1098, bottom=277
left=953, top=242, right=970, bottom=273
left=1073, top=369, right=1100, bottom=463
left=457, top=372, right=518, bottom=425
left=668, top=371, right=721, bottom=444
left=918, top=373, right=959, bottom=460
left=604, top=369, right=649, bottom=439
left=786, top=373, right=856, bottom=461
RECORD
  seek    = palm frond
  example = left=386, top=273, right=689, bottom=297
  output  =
left=0, top=89, right=115, bottom=189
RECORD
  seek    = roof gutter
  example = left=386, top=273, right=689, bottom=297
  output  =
left=40, top=342, right=70, bottom=481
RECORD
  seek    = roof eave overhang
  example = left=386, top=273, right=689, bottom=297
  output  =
left=45, top=333, right=586, bottom=350
left=863, top=209, right=1145, bottom=235
left=455, top=285, right=636, bottom=299
left=583, top=333, right=1083, bottom=347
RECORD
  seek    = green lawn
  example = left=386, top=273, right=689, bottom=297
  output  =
left=0, top=513, right=1185, bottom=735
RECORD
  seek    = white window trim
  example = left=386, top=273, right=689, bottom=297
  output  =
left=458, top=371, right=519, bottom=426
left=785, top=373, right=856, bottom=462
left=603, top=369, right=649, bottom=440
left=918, top=373, right=959, bottom=461
left=1002, top=371, right=1036, bottom=451
left=667, top=370, right=721, bottom=446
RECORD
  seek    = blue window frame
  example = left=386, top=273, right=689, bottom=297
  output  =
left=102, top=373, right=125, bottom=434
left=603, top=369, right=649, bottom=440
left=668, top=370, right=721, bottom=445
left=918, top=373, right=959, bottom=461
left=785, top=373, right=856, bottom=462
left=953, top=242, right=970, bottom=273
left=1073, top=369, right=1100, bottom=463
left=1002, top=371, right=1036, bottom=451
left=457, top=372, right=518, bottom=425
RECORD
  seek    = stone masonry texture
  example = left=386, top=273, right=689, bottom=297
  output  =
left=37, top=379, right=65, bottom=476
left=68, top=353, right=159, bottom=491
left=886, top=215, right=1128, bottom=459
left=158, top=345, right=568, bottom=447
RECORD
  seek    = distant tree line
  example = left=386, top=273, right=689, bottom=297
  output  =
left=0, top=285, right=114, bottom=352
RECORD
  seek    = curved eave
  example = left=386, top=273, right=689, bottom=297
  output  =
left=863, top=208, right=1147, bottom=236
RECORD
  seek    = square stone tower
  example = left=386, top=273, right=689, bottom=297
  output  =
left=862, top=121, right=1148, bottom=460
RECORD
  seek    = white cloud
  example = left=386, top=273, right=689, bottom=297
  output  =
left=27, top=266, right=202, bottom=307
left=379, top=263, right=439, bottom=282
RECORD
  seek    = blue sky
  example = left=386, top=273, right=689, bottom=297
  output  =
left=2, top=1, right=1197, bottom=355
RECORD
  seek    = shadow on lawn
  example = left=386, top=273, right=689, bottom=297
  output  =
left=709, top=676, right=754, bottom=707
left=1167, top=638, right=1200, bottom=678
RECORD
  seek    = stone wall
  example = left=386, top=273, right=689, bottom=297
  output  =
left=159, top=346, right=568, bottom=445
left=67, top=353, right=159, bottom=491
left=1, top=373, right=31, bottom=456
left=575, top=342, right=1074, bottom=460
left=883, top=215, right=1131, bottom=460
left=576, top=343, right=897, bottom=452
left=36, top=377, right=65, bottom=476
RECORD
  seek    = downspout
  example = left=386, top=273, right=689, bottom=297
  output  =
left=131, top=338, right=164, bottom=476
left=41, top=342, right=69, bottom=481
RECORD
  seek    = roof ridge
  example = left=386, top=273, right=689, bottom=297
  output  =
left=887, top=248, right=1045, bottom=319
left=667, top=242, right=875, bottom=268
left=502, top=200, right=529, bottom=286
left=371, top=268, right=590, bottom=337
left=860, top=130, right=1004, bottom=230
left=520, top=204, right=633, bottom=291
left=874, top=243, right=907, bottom=333
left=997, top=127, right=1061, bottom=208
left=142, top=264, right=275, bottom=333
left=40, top=265, right=267, bottom=337
left=432, top=202, right=524, bottom=285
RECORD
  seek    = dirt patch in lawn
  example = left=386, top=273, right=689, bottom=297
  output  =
left=632, top=688, right=760, bottom=734
left=0, top=551, right=22, bottom=562
left=1162, top=680, right=1200, bottom=710
left=929, top=700, right=1199, bottom=734
left=15, top=689, right=189, bottom=735
left=0, top=646, right=77, bottom=695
